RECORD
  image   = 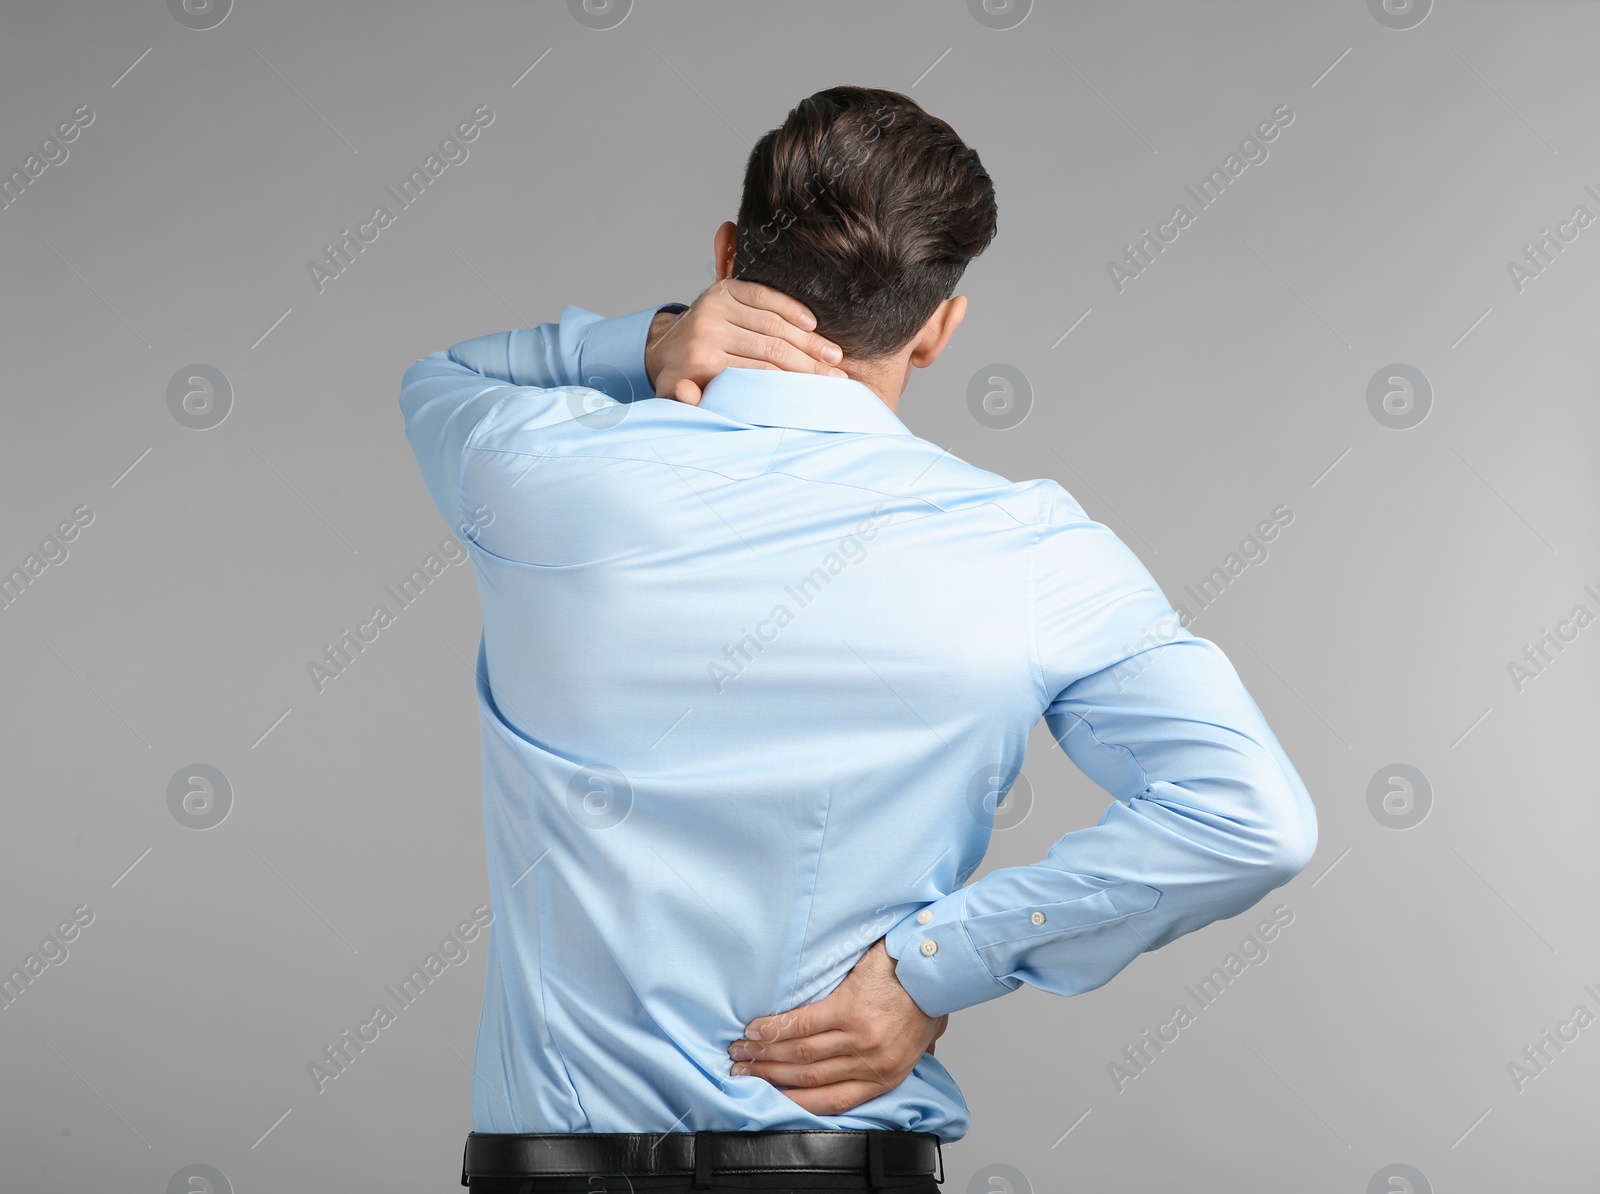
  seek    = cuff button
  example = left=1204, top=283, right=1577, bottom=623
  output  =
left=920, top=939, right=939, bottom=957
left=916, top=910, right=933, bottom=925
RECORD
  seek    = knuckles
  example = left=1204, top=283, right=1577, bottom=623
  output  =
left=681, top=347, right=716, bottom=375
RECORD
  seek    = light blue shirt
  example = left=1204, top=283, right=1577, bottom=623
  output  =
left=399, top=302, right=1318, bottom=1142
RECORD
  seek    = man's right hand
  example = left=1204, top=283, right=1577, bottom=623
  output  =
left=727, top=938, right=949, bottom=1116
left=644, top=278, right=847, bottom=404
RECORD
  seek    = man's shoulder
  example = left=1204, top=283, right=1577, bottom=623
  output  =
left=891, top=438, right=1086, bottom=529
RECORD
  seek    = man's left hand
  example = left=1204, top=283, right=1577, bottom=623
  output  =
left=727, top=938, right=948, bottom=1116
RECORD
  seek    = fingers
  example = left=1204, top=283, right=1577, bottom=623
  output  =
left=677, top=280, right=844, bottom=385
left=744, top=1004, right=831, bottom=1046
left=729, top=1028, right=852, bottom=1065
left=732, top=1051, right=879, bottom=1090
left=718, top=278, right=821, bottom=333
left=773, top=1080, right=889, bottom=1118
left=702, top=279, right=842, bottom=371
left=723, top=306, right=844, bottom=371
left=717, top=323, right=844, bottom=377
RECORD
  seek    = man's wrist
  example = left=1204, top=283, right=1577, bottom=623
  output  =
left=644, top=305, right=688, bottom=394
left=882, top=893, right=1017, bottom=1018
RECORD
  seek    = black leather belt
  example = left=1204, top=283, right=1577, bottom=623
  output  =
left=462, top=1129, right=943, bottom=1187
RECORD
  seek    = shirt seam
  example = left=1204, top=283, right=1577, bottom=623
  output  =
left=956, top=893, right=1014, bottom=996
left=762, top=426, right=787, bottom=475
left=786, top=785, right=836, bottom=1009
left=533, top=879, right=593, bottom=1131
left=455, top=392, right=516, bottom=527
left=970, top=885, right=1159, bottom=950
left=1025, top=525, right=1049, bottom=711
left=463, top=444, right=1043, bottom=525
left=1071, top=708, right=1155, bottom=800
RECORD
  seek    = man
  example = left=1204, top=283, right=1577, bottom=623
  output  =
left=400, top=85, right=1317, bottom=1193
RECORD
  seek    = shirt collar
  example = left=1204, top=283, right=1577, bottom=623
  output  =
left=695, top=367, right=914, bottom=436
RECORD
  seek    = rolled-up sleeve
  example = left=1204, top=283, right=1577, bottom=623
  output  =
left=883, top=486, right=1318, bottom=1019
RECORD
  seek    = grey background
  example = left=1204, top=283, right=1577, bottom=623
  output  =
left=1, top=1, right=1595, bottom=1190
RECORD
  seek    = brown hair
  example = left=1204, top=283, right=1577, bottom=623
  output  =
left=732, top=86, right=998, bottom=361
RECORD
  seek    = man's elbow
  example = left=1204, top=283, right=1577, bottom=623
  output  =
left=1257, top=785, right=1319, bottom=891
left=398, top=353, right=450, bottom=424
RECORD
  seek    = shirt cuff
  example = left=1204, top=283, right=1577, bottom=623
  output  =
left=881, top=888, right=1018, bottom=1019
left=578, top=302, right=690, bottom=404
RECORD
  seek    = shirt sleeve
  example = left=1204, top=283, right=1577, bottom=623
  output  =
left=397, top=301, right=689, bottom=526
left=881, top=486, right=1319, bottom=1019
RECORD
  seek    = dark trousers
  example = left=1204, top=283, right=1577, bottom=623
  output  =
left=466, top=1173, right=941, bottom=1193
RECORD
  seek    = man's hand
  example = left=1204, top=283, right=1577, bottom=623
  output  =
left=727, top=938, right=948, bottom=1116
left=644, top=278, right=847, bottom=404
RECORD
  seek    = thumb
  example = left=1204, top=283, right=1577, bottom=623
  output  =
left=673, top=377, right=703, bottom=406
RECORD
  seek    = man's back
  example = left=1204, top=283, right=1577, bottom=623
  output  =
left=401, top=304, right=1317, bottom=1143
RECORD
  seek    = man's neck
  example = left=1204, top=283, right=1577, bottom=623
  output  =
left=835, top=357, right=910, bottom=412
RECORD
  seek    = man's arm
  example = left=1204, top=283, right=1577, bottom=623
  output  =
left=733, top=487, right=1318, bottom=1111
left=398, top=280, right=845, bottom=527
left=883, top=489, right=1319, bottom=1017
left=398, top=301, right=678, bottom=526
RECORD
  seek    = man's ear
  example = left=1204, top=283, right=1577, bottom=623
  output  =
left=909, top=295, right=968, bottom=368
left=714, top=221, right=738, bottom=281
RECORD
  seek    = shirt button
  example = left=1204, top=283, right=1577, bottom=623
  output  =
left=916, top=910, right=933, bottom=925
left=920, top=940, right=938, bottom=957
left=1031, top=911, right=1046, bottom=925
